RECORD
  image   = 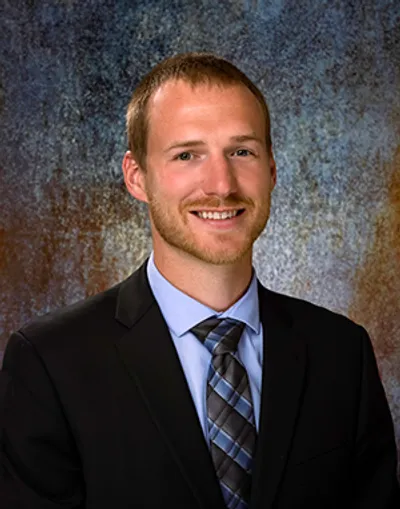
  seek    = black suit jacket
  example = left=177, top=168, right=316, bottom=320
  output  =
left=0, top=261, right=399, bottom=508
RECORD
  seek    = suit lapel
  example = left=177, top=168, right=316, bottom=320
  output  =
left=114, top=262, right=225, bottom=509
left=251, top=285, right=307, bottom=509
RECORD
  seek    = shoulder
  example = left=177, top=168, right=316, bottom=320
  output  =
left=1, top=284, right=120, bottom=402
left=8, top=260, right=153, bottom=360
left=17, top=257, right=153, bottom=336
left=258, top=283, right=367, bottom=345
left=18, top=281, right=123, bottom=344
left=258, top=286, right=376, bottom=385
left=8, top=264, right=145, bottom=362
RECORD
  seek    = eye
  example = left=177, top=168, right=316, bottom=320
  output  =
left=234, top=148, right=253, bottom=157
left=177, top=151, right=192, bottom=161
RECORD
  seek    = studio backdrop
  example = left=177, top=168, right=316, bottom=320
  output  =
left=1, top=0, right=399, bottom=472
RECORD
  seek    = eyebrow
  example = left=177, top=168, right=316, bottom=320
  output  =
left=164, top=140, right=206, bottom=153
left=229, top=134, right=263, bottom=144
left=164, top=134, right=263, bottom=153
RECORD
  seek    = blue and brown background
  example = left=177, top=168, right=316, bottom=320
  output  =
left=1, top=0, right=399, bottom=472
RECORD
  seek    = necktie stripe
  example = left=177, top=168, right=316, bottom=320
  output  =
left=214, top=445, right=249, bottom=487
left=215, top=420, right=256, bottom=459
left=212, top=355, right=252, bottom=401
left=210, top=427, right=253, bottom=468
left=209, top=392, right=253, bottom=429
left=209, top=369, right=253, bottom=409
left=191, top=317, right=256, bottom=509
left=220, top=481, right=250, bottom=509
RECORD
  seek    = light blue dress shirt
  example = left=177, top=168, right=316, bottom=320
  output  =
left=147, top=253, right=264, bottom=440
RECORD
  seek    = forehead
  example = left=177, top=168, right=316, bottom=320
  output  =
left=147, top=79, right=265, bottom=131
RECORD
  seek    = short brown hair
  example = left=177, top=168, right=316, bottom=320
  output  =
left=126, top=52, right=272, bottom=169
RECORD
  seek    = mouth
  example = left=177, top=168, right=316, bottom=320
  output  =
left=190, top=209, right=245, bottom=220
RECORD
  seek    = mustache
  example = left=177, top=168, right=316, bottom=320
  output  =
left=184, top=194, right=254, bottom=210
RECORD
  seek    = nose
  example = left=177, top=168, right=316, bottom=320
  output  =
left=201, top=154, right=238, bottom=198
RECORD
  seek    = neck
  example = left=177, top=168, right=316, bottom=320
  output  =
left=152, top=248, right=253, bottom=312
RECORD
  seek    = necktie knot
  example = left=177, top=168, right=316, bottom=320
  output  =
left=191, top=317, right=245, bottom=356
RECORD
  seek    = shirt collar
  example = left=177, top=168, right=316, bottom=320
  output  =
left=147, top=252, right=260, bottom=337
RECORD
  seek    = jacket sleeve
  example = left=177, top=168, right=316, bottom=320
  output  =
left=353, top=327, right=400, bottom=508
left=0, top=332, right=84, bottom=508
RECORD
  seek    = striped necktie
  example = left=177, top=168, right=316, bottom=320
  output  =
left=191, top=317, right=256, bottom=509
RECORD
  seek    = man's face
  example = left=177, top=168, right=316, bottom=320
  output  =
left=139, top=80, right=276, bottom=265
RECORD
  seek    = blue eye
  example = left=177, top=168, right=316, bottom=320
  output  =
left=235, top=149, right=251, bottom=157
left=177, top=152, right=192, bottom=161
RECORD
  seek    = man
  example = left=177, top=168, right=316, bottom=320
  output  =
left=0, top=53, right=399, bottom=508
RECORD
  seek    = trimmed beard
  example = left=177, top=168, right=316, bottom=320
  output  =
left=147, top=194, right=271, bottom=265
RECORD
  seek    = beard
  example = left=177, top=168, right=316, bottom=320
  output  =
left=147, top=193, right=272, bottom=265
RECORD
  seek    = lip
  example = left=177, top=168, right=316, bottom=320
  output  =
left=189, top=208, right=245, bottom=216
left=190, top=208, right=242, bottom=213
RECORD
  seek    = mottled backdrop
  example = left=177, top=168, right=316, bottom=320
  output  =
left=1, top=0, right=399, bottom=469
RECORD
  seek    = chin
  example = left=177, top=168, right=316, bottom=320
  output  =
left=183, top=242, right=253, bottom=266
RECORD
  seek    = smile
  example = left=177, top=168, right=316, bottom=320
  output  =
left=192, top=209, right=244, bottom=220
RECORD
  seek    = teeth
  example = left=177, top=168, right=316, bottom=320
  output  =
left=197, top=210, right=239, bottom=220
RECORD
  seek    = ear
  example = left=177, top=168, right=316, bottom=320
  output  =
left=122, top=151, right=148, bottom=203
left=269, top=149, right=277, bottom=189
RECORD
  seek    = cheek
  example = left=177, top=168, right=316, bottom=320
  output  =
left=158, top=171, right=199, bottom=200
left=238, top=171, right=271, bottom=195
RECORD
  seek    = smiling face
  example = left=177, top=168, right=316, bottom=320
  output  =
left=124, top=79, right=276, bottom=266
